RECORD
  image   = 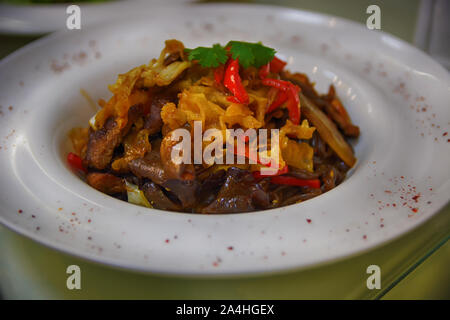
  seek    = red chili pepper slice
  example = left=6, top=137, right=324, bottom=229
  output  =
left=67, top=152, right=87, bottom=174
left=214, top=65, right=225, bottom=85
left=259, top=62, right=270, bottom=79
left=233, top=143, right=258, bottom=165
left=286, top=84, right=301, bottom=124
left=262, top=78, right=301, bottom=124
left=269, top=56, right=287, bottom=73
left=270, top=176, right=321, bottom=189
left=236, top=134, right=250, bottom=143
left=233, top=143, right=283, bottom=170
left=259, top=57, right=287, bottom=80
left=233, top=142, right=286, bottom=178
left=223, top=58, right=249, bottom=105
left=261, top=78, right=291, bottom=91
left=267, top=90, right=288, bottom=113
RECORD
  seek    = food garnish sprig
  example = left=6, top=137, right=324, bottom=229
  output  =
left=185, top=41, right=301, bottom=124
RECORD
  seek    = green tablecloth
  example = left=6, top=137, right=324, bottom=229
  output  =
left=1, top=0, right=449, bottom=299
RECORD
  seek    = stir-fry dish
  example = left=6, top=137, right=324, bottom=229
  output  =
left=68, top=40, right=360, bottom=213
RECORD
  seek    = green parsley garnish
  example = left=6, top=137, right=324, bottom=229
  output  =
left=227, top=41, right=276, bottom=68
left=186, top=41, right=276, bottom=69
left=185, top=44, right=228, bottom=68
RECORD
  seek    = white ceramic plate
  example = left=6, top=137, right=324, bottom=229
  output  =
left=0, top=4, right=449, bottom=276
left=0, top=0, right=192, bottom=35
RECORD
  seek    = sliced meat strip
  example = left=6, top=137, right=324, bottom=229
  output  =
left=141, top=181, right=181, bottom=211
left=129, top=150, right=198, bottom=209
left=196, top=169, right=227, bottom=208
left=121, top=103, right=150, bottom=135
left=129, top=150, right=166, bottom=185
left=84, top=103, right=148, bottom=170
left=85, top=117, right=122, bottom=170
left=86, top=172, right=125, bottom=195
left=162, top=179, right=198, bottom=209
left=160, top=129, right=196, bottom=181
left=144, top=93, right=176, bottom=135
left=323, top=94, right=360, bottom=137
left=203, top=167, right=270, bottom=214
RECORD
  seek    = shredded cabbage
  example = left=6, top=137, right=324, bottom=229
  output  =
left=125, top=181, right=152, bottom=208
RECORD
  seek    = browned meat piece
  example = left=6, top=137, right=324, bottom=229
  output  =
left=322, top=86, right=360, bottom=137
left=122, top=103, right=149, bottom=134
left=203, top=167, right=270, bottom=214
left=163, top=179, right=198, bottom=209
left=144, top=94, right=174, bottom=135
left=85, top=118, right=122, bottom=170
left=86, top=172, right=125, bottom=195
left=144, top=103, right=163, bottom=135
left=141, top=181, right=181, bottom=211
left=129, top=149, right=198, bottom=209
left=129, top=150, right=166, bottom=185
left=196, top=169, right=227, bottom=208
left=85, top=104, right=148, bottom=170
left=160, top=129, right=196, bottom=181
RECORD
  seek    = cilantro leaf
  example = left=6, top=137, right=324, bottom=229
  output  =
left=186, top=41, right=277, bottom=69
left=187, top=43, right=228, bottom=68
left=227, top=41, right=255, bottom=68
left=250, top=42, right=276, bottom=68
left=227, top=41, right=276, bottom=68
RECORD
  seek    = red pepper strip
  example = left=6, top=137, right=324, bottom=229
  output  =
left=267, top=90, right=288, bottom=113
left=252, top=165, right=288, bottom=179
left=286, top=84, right=301, bottom=125
left=261, top=78, right=292, bottom=90
left=233, top=143, right=278, bottom=168
left=214, top=65, right=225, bottom=85
left=259, top=57, right=287, bottom=80
left=234, top=143, right=259, bottom=165
left=270, top=56, right=287, bottom=73
left=270, top=176, right=321, bottom=189
left=223, top=58, right=249, bottom=105
left=259, top=63, right=270, bottom=79
left=236, top=134, right=250, bottom=143
left=262, top=78, right=301, bottom=124
left=67, top=152, right=87, bottom=174
left=233, top=144, right=285, bottom=178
